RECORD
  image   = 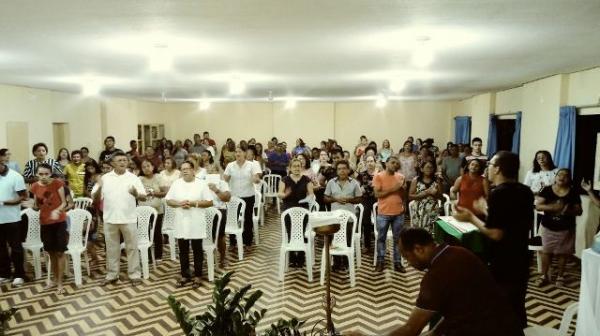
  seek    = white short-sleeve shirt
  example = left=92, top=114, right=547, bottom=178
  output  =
left=0, top=169, right=26, bottom=224
left=97, top=170, right=147, bottom=224
left=523, top=168, right=558, bottom=193
left=224, top=160, right=261, bottom=198
left=208, top=179, right=230, bottom=209
left=165, top=178, right=214, bottom=239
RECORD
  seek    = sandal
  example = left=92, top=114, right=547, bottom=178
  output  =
left=535, top=276, right=549, bottom=287
left=56, top=287, right=66, bottom=295
left=177, top=278, right=191, bottom=287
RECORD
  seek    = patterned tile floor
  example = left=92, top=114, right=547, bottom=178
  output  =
left=0, top=206, right=580, bottom=335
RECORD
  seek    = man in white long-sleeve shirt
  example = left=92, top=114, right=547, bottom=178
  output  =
left=93, top=152, right=147, bottom=286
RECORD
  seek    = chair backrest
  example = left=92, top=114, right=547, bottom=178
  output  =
left=226, top=197, right=246, bottom=230
left=557, top=302, right=578, bottom=336
left=262, top=174, right=281, bottom=196
left=332, top=210, right=358, bottom=249
left=136, top=206, right=158, bottom=244
left=353, top=203, right=364, bottom=234
left=253, top=191, right=262, bottom=218
left=204, top=207, right=222, bottom=245
left=371, top=202, right=378, bottom=225
left=263, top=167, right=272, bottom=175
left=66, top=209, right=92, bottom=248
left=280, top=207, right=310, bottom=245
left=408, top=200, right=417, bottom=220
left=442, top=193, right=450, bottom=204
left=532, top=209, right=544, bottom=237
left=73, top=197, right=93, bottom=210
left=162, top=200, right=176, bottom=232
left=21, top=208, right=41, bottom=245
left=309, top=201, right=320, bottom=212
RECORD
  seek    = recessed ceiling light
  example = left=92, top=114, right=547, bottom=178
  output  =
left=199, top=100, right=211, bottom=110
left=375, top=94, right=387, bottom=108
left=149, top=44, right=172, bottom=72
left=229, top=78, right=246, bottom=95
left=284, top=98, right=297, bottom=110
left=412, top=47, right=434, bottom=68
left=81, top=77, right=100, bottom=96
left=389, top=79, right=406, bottom=92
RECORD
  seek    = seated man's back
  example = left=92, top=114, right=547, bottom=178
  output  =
left=417, top=245, right=523, bottom=336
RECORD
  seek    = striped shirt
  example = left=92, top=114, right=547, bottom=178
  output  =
left=23, top=158, right=64, bottom=179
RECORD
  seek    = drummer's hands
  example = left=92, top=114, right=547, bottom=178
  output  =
left=473, top=197, right=488, bottom=216
left=452, top=204, right=474, bottom=223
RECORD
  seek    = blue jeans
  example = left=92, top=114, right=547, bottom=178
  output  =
left=376, top=214, right=404, bottom=264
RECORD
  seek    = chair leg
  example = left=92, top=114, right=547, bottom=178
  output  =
left=236, top=235, right=243, bottom=261
left=151, top=247, right=156, bottom=270
left=276, top=199, right=281, bottom=214
left=71, top=253, right=83, bottom=287
left=278, top=249, right=286, bottom=281
left=348, top=254, right=356, bottom=287
left=253, top=221, right=259, bottom=245
left=31, top=249, right=42, bottom=280
left=169, top=234, right=177, bottom=261
left=355, top=238, right=362, bottom=268
left=140, top=248, right=150, bottom=279
left=64, top=254, right=71, bottom=276
left=306, top=248, right=313, bottom=282
left=319, top=249, right=326, bottom=286
left=207, top=250, right=214, bottom=282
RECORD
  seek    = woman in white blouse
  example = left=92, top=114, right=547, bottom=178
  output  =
left=223, top=147, right=261, bottom=248
left=165, top=161, right=214, bottom=288
left=524, top=150, right=558, bottom=195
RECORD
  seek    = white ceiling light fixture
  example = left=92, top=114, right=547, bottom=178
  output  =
left=198, top=100, right=211, bottom=111
left=412, top=36, right=434, bottom=68
left=229, top=77, right=246, bottom=95
left=375, top=93, right=388, bottom=108
left=149, top=44, right=173, bottom=72
left=284, top=98, right=297, bottom=110
left=81, top=76, right=100, bottom=96
left=389, top=79, right=406, bottom=93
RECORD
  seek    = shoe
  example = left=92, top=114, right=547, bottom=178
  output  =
left=394, top=263, right=406, bottom=273
left=130, top=279, right=142, bottom=286
left=11, top=278, right=24, bottom=286
left=555, top=276, right=565, bottom=287
left=375, top=262, right=384, bottom=272
left=100, top=278, right=118, bottom=286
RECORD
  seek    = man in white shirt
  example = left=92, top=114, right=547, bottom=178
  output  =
left=93, top=152, right=147, bottom=286
left=0, top=160, right=27, bottom=286
left=224, top=147, right=261, bottom=247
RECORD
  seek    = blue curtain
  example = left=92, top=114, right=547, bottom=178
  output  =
left=454, top=117, right=471, bottom=144
left=487, top=115, right=498, bottom=156
left=511, top=112, right=522, bottom=154
left=553, top=106, right=576, bottom=172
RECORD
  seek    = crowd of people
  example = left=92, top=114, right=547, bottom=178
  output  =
left=0, top=131, right=593, bottom=335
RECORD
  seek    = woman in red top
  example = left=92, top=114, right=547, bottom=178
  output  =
left=31, top=163, right=68, bottom=294
left=451, top=159, right=489, bottom=216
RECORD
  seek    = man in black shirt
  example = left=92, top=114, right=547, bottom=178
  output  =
left=98, top=136, right=122, bottom=163
left=454, top=150, right=534, bottom=329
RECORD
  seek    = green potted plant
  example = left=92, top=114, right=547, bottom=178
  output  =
left=168, top=271, right=306, bottom=336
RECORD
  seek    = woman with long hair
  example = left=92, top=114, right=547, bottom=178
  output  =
left=398, top=141, right=418, bottom=182
left=57, top=148, right=71, bottom=171
left=409, top=161, right=443, bottom=233
left=172, top=140, right=188, bottom=168
left=535, top=168, right=582, bottom=287
left=378, top=139, right=393, bottom=164
left=451, top=159, right=489, bottom=216
left=159, top=157, right=180, bottom=190
left=138, top=159, right=167, bottom=261
left=523, top=150, right=558, bottom=194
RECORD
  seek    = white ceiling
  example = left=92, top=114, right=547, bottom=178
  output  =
left=0, top=0, right=599, bottom=102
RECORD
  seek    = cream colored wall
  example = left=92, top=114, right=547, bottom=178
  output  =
left=272, top=102, right=335, bottom=149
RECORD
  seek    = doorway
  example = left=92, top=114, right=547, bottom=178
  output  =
left=496, top=118, right=516, bottom=152
left=52, top=123, right=70, bottom=157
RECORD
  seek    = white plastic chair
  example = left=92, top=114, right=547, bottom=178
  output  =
left=524, top=302, right=578, bottom=336
left=309, top=201, right=320, bottom=212
left=262, top=174, right=282, bottom=213
left=252, top=191, right=262, bottom=244
left=442, top=193, right=452, bottom=216
left=73, top=197, right=93, bottom=210
left=353, top=203, right=364, bottom=267
left=371, top=202, right=394, bottom=267
left=64, top=209, right=92, bottom=286
left=202, top=207, right=222, bottom=282
left=320, top=210, right=358, bottom=287
left=225, top=197, right=246, bottom=261
left=528, top=209, right=545, bottom=273
left=255, top=190, right=265, bottom=227
left=21, top=209, right=43, bottom=279
left=136, top=206, right=158, bottom=279
left=161, top=200, right=177, bottom=261
left=279, top=207, right=313, bottom=282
